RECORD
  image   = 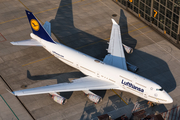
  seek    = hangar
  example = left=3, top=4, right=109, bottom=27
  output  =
left=114, top=0, right=180, bottom=44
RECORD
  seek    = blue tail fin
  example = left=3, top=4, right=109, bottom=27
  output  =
left=25, top=10, right=56, bottom=44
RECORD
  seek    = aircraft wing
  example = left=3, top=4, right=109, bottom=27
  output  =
left=103, top=19, right=127, bottom=70
left=12, top=76, right=119, bottom=96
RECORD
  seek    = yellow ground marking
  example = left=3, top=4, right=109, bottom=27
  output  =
left=132, top=30, right=152, bottom=37
left=125, top=30, right=153, bottom=39
left=0, top=16, right=27, bottom=25
left=122, top=25, right=147, bottom=35
left=17, top=0, right=102, bottom=45
left=111, top=89, right=128, bottom=105
left=0, top=0, right=84, bottom=25
left=18, top=0, right=31, bottom=11
left=75, top=40, right=103, bottom=50
left=34, top=0, right=83, bottom=15
left=1, top=0, right=139, bottom=26
left=105, top=25, right=148, bottom=37
left=17, top=0, right=64, bottom=44
left=121, top=21, right=142, bottom=29
left=79, top=0, right=100, bottom=7
left=22, top=56, right=53, bottom=66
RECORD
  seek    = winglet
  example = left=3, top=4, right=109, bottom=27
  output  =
left=10, top=42, right=18, bottom=45
left=111, top=19, right=118, bottom=25
left=6, top=89, right=15, bottom=95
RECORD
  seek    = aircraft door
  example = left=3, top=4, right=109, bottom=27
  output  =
left=76, top=63, right=79, bottom=68
left=143, top=89, right=148, bottom=98
left=96, top=72, right=100, bottom=78
left=144, top=93, right=147, bottom=98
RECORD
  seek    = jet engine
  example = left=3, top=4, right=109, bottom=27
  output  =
left=82, top=90, right=102, bottom=104
left=49, top=92, right=67, bottom=105
left=87, top=94, right=102, bottom=104
left=127, top=62, right=138, bottom=73
left=122, top=44, right=133, bottom=54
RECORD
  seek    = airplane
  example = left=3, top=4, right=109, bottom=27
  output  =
left=10, top=10, right=173, bottom=105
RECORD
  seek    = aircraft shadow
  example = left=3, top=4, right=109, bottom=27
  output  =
left=27, top=0, right=176, bottom=119
left=27, top=70, right=85, bottom=99
left=50, top=0, right=107, bottom=59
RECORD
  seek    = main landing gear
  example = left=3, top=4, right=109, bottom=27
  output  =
left=147, top=101, right=157, bottom=107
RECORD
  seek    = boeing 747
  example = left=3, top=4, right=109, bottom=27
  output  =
left=10, top=10, right=173, bottom=105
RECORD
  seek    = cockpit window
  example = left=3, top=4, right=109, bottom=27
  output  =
left=156, top=87, right=164, bottom=91
left=94, top=59, right=104, bottom=64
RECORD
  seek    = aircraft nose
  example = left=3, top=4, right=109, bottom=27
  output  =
left=167, top=96, right=173, bottom=103
left=165, top=92, right=173, bottom=104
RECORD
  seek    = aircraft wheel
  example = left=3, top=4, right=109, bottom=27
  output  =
left=151, top=103, right=154, bottom=107
left=147, top=101, right=156, bottom=107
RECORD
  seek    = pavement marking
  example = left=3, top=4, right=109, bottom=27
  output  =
left=80, top=0, right=100, bottom=7
left=0, top=33, right=7, bottom=42
left=0, top=15, right=27, bottom=25
left=121, top=21, right=142, bottom=29
left=121, top=26, right=148, bottom=35
left=0, top=0, right=84, bottom=25
left=18, top=0, right=66, bottom=44
left=100, top=0, right=180, bottom=64
left=1, top=0, right=102, bottom=26
left=17, top=0, right=103, bottom=46
left=18, top=0, right=43, bottom=24
left=22, top=56, right=53, bottom=66
left=18, top=0, right=30, bottom=11
left=34, top=0, right=85, bottom=15
left=125, top=30, right=153, bottom=39
left=0, top=95, right=19, bottom=120
left=111, top=89, right=128, bottom=105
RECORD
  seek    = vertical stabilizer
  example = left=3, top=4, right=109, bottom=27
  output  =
left=25, top=10, right=55, bottom=44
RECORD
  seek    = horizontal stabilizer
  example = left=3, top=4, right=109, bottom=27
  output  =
left=11, top=39, right=42, bottom=46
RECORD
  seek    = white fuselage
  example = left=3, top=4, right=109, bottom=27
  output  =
left=31, top=33, right=173, bottom=104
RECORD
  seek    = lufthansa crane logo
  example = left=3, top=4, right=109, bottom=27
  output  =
left=30, top=19, right=40, bottom=31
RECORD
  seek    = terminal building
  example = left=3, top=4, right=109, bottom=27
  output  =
left=114, top=0, right=180, bottom=44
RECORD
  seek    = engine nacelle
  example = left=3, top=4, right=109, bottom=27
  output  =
left=87, top=94, right=102, bottom=104
left=49, top=93, right=67, bottom=105
left=123, top=44, right=133, bottom=54
left=127, top=62, right=138, bottom=73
